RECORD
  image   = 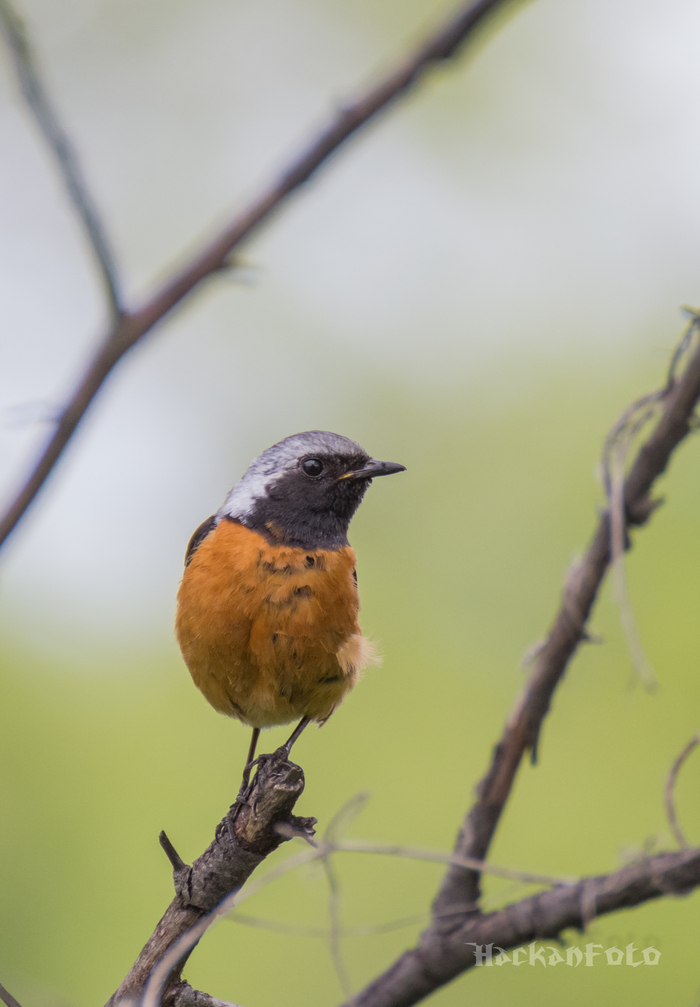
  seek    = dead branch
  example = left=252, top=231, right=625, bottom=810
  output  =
left=5, top=3, right=700, bottom=1004
left=346, top=848, right=700, bottom=1007
left=106, top=752, right=315, bottom=1007
left=153, top=988, right=240, bottom=1007
left=0, top=0, right=122, bottom=317
left=665, top=734, right=700, bottom=849
left=126, top=808, right=570, bottom=1006
left=0, top=0, right=521, bottom=551
left=0, top=983, right=23, bottom=1007
left=338, top=325, right=700, bottom=1006
left=433, top=322, right=700, bottom=917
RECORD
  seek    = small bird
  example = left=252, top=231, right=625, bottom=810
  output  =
left=175, top=430, right=405, bottom=786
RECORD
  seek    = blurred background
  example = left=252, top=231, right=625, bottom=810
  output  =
left=1, top=0, right=700, bottom=1003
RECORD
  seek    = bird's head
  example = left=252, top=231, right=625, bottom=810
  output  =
left=217, top=430, right=405, bottom=549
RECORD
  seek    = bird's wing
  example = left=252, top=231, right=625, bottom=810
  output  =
left=184, top=514, right=218, bottom=567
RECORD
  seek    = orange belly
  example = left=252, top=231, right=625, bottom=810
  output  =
left=175, top=519, right=374, bottom=728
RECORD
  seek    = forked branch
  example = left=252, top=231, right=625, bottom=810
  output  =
left=0, top=0, right=521, bottom=549
left=433, top=321, right=700, bottom=917
left=344, top=324, right=700, bottom=1006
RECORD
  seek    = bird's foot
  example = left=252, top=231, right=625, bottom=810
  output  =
left=229, top=756, right=261, bottom=825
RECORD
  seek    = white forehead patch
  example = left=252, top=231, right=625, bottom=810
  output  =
left=217, top=430, right=366, bottom=522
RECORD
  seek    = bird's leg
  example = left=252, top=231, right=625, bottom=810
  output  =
left=231, top=727, right=262, bottom=821
left=280, top=716, right=310, bottom=757
left=231, top=720, right=308, bottom=826
left=237, top=726, right=261, bottom=796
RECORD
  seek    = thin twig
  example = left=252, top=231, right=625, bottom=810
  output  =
left=159, top=830, right=188, bottom=872
left=0, top=983, right=23, bottom=1007
left=0, top=0, right=522, bottom=550
left=225, top=859, right=572, bottom=940
left=665, top=735, right=700, bottom=849
left=323, top=855, right=353, bottom=998
left=601, top=316, right=700, bottom=688
left=0, top=0, right=122, bottom=318
left=226, top=910, right=429, bottom=939
left=332, top=839, right=571, bottom=886
left=228, top=838, right=569, bottom=916
left=609, top=430, right=658, bottom=690
left=320, top=795, right=369, bottom=998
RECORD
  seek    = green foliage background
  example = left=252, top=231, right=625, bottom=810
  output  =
left=1, top=1, right=700, bottom=1005
left=3, top=358, right=700, bottom=1006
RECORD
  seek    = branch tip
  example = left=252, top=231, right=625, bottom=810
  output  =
left=0, top=983, right=23, bottom=1007
left=665, top=735, right=700, bottom=849
left=159, top=830, right=188, bottom=873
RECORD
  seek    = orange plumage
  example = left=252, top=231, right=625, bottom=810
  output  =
left=175, top=519, right=375, bottom=728
left=174, top=431, right=403, bottom=774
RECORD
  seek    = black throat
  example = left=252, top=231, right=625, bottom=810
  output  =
left=236, top=461, right=371, bottom=550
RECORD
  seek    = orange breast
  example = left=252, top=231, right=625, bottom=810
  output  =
left=175, top=520, right=374, bottom=727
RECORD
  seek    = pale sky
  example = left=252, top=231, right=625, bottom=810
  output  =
left=1, top=0, right=700, bottom=655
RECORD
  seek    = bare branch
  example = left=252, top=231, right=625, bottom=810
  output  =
left=166, top=986, right=242, bottom=1007
left=345, top=848, right=700, bottom=1007
left=135, top=815, right=567, bottom=1006
left=0, top=0, right=122, bottom=318
left=0, top=982, right=24, bottom=1007
left=430, top=321, right=700, bottom=920
left=0, top=0, right=522, bottom=550
left=665, top=734, right=700, bottom=849
left=106, top=751, right=316, bottom=1007
left=340, top=324, right=700, bottom=1007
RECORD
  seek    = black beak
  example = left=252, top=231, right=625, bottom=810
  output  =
left=341, top=459, right=406, bottom=481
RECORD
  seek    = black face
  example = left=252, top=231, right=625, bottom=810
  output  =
left=240, top=451, right=400, bottom=550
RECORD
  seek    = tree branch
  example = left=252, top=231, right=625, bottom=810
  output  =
left=432, top=322, right=700, bottom=919
left=0, top=0, right=522, bottom=550
left=106, top=751, right=315, bottom=1007
left=163, top=988, right=241, bottom=1007
left=0, top=983, right=23, bottom=1007
left=346, top=848, right=700, bottom=1007
left=340, top=324, right=700, bottom=1007
left=0, top=0, right=122, bottom=318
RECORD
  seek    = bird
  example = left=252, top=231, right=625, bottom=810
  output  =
left=175, top=430, right=405, bottom=792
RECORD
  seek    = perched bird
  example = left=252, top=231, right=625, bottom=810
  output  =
left=175, top=430, right=405, bottom=785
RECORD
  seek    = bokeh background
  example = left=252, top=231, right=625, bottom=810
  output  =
left=2, top=0, right=700, bottom=1003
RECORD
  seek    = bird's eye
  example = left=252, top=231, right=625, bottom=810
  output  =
left=302, top=457, right=324, bottom=478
